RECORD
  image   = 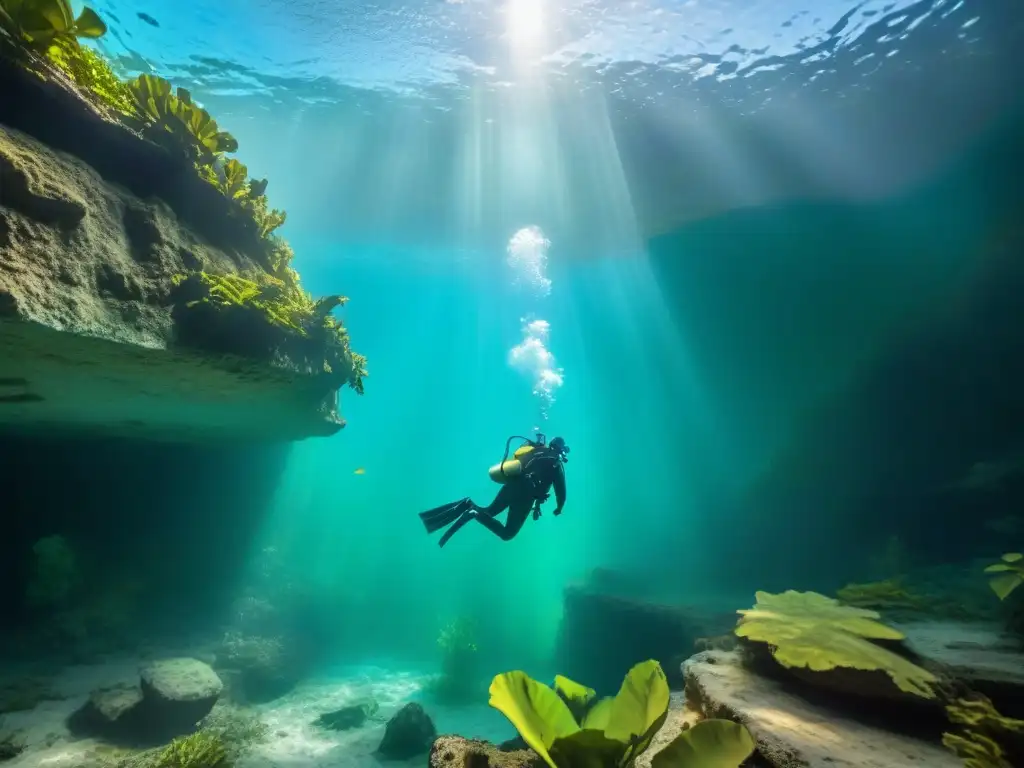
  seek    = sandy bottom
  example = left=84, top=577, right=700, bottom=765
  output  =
left=0, top=659, right=514, bottom=768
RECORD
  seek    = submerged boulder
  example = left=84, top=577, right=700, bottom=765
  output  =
left=76, top=684, right=146, bottom=734
left=377, top=703, right=437, bottom=760
left=139, top=658, right=223, bottom=734
left=314, top=699, right=379, bottom=731
left=69, top=658, right=223, bottom=743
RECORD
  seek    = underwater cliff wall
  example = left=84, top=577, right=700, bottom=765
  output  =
left=0, top=17, right=369, bottom=654
left=648, top=105, right=1024, bottom=590
left=0, top=32, right=365, bottom=442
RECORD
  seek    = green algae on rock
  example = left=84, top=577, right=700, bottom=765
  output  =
left=0, top=28, right=366, bottom=441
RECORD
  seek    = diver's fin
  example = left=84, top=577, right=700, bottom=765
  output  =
left=420, top=499, right=472, bottom=533
left=438, top=510, right=476, bottom=548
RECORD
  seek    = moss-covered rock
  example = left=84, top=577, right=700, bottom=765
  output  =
left=0, top=30, right=365, bottom=441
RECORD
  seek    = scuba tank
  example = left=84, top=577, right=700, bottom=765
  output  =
left=488, top=433, right=545, bottom=483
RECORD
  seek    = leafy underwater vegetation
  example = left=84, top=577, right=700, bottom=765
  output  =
left=44, top=34, right=135, bottom=115
left=428, top=617, right=482, bottom=704
left=942, top=695, right=1024, bottom=768
left=0, top=0, right=105, bottom=49
left=156, top=731, right=228, bottom=768
left=172, top=272, right=367, bottom=393
left=0, top=5, right=366, bottom=392
left=488, top=660, right=755, bottom=768
left=984, top=553, right=1024, bottom=601
left=733, top=589, right=938, bottom=698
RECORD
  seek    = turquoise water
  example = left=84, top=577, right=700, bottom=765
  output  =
left=16, top=0, right=1022, bottom=716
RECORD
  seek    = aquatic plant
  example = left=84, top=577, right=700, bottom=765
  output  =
left=552, top=674, right=596, bottom=723
left=199, top=159, right=287, bottom=239
left=171, top=271, right=366, bottom=393
left=0, top=0, right=106, bottom=49
left=943, top=731, right=1011, bottom=768
left=984, top=553, right=1024, bottom=600
left=129, top=74, right=239, bottom=160
left=836, top=578, right=928, bottom=612
left=42, top=36, right=135, bottom=115
left=734, top=590, right=938, bottom=698
left=942, top=695, right=1024, bottom=768
left=2, top=23, right=366, bottom=394
left=156, top=731, right=227, bottom=768
left=429, top=618, right=481, bottom=704
left=488, top=660, right=755, bottom=768
left=198, top=706, right=270, bottom=761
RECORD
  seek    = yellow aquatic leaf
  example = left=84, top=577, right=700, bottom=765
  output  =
left=735, top=590, right=937, bottom=698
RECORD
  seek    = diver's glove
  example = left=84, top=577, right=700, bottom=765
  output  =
left=553, top=506, right=563, bottom=517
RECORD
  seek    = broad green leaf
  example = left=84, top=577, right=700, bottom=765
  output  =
left=554, top=676, right=597, bottom=710
left=488, top=671, right=580, bottom=768
left=33, top=0, right=71, bottom=33
left=988, top=572, right=1023, bottom=601
left=735, top=590, right=936, bottom=699
left=73, top=6, right=105, bottom=37
left=221, top=159, right=249, bottom=200
left=650, top=720, right=755, bottom=768
left=984, top=564, right=1014, bottom=573
left=550, top=729, right=629, bottom=768
left=604, top=660, right=670, bottom=760
left=1002, top=552, right=1023, bottom=563
left=581, top=697, right=613, bottom=731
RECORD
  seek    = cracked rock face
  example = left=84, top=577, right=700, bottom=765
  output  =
left=0, top=126, right=231, bottom=348
left=0, top=124, right=343, bottom=441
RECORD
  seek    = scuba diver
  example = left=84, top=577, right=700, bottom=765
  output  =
left=419, top=433, right=569, bottom=548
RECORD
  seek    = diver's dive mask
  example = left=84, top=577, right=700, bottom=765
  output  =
left=550, top=436, right=570, bottom=462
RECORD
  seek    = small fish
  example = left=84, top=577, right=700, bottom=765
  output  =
left=137, top=12, right=160, bottom=27
left=354, top=467, right=366, bottom=475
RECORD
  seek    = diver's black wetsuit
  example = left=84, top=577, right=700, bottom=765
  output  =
left=419, top=440, right=567, bottom=548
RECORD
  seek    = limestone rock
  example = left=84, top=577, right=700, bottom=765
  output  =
left=70, top=658, right=223, bottom=743
left=0, top=38, right=359, bottom=442
left=899, top=621, right=1024, bottom=712
left=555, top=583, right=732, bottom=692
left=430, top=736, right=544, bottom=768
left=377, top=703, right=437, bottom=760
left=683, top=650, right=960, bottom=768
left=139, top=658, right=223, bottom=733
left=85, top=684, right=145, bottom=726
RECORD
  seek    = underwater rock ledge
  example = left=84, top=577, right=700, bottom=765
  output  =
left=0, top=36, right=353, bottom=441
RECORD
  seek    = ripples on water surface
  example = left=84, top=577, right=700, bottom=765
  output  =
left=89, top=0, right=1024, bottom=256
